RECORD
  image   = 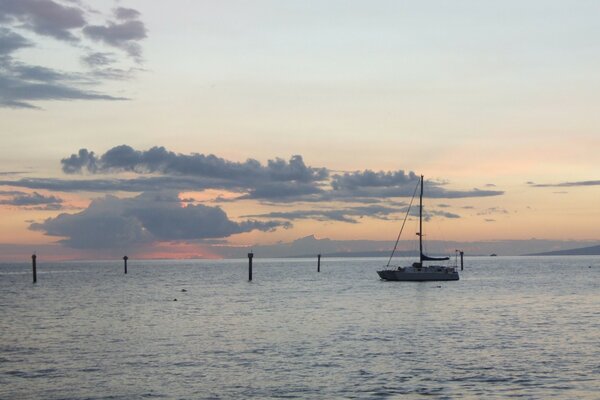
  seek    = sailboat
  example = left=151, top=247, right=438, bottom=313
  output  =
left=377, top=175, right=459, bottom=281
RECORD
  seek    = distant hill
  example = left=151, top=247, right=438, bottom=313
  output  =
left=207, top=234, right=599, bottom=259
left=292, top=250, right=463, bottom=258
left=527, top=244, right=600, bottom=256
left=292, top=250, right=415, bottom=258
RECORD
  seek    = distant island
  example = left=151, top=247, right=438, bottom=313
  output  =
left=526, top=244, right=600, bottom=256
left=291, top=250, right=470, bottom=258
left=291, top=250, right=415, bottom=258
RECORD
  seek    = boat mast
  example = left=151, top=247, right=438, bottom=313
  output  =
left=419, top=175, right=423, bottom=265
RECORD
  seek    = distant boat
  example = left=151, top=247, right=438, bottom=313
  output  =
left=377, top=175, right=459, bottom=281
left=490, top=253, right=498, bottom=257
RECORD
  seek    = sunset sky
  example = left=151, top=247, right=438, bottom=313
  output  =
left=1, top=0, right=599, bottom=260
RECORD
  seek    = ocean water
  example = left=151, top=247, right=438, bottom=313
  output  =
left=1, top=256, right=599, bottom=399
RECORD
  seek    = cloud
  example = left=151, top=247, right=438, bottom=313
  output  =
left=31, top=202, right=150, bottom=250
left=81, top=51, right=115, bottom=67
left=0, top=0, right=86, bottom=41
left=331, top=170, right=418, bottom=190
left=114, top=7, right=140, bottom=21
left=3, top=146, right=505, bottom=205
left=0, top=171, right=28, bottom=176
left=62, top=145, right=329, bottom=182
left=10, top=62, right=77, bottom=82
left=61, top=148, right=98, bottom=173
left=56, top=146, right=503, bottom=202
left=81, top=52, right=140, bottom=81
left=0, top=29, right=128, bottom=108
left=59, top=146, right=330, bottom=200
left=83, top=17, right=146, bottom=60
left=246, top=204, right=459, bottom=223
left=0, top=2, right=146, bottom=109
left=330, top=170, right=503, bottom=200
left=528, top=180, right=600, bottom=188
left=405, top=207, right=460, bottom=221
left=0, top=189, right=26, bottom=195
left=0, top=176, right=226, bottom=193
left=0, top=68, right=126, bottom=109
left=428, top=210, right=461, bottom=219
left=476, top=207, right=509, bottom=216
left=29, top=192, right=290, bottom=249
left=246, top=204, right=401, bottom=223
left=238, top=182, right=325, bottom=201
left=0, top=191, right=63, bottom=206
left=129, top=200, right=287, bottom=242
left=0, top=28, right=33, bottom=55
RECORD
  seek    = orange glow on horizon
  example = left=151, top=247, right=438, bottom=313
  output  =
left=178, top=190, right=241, bottom=204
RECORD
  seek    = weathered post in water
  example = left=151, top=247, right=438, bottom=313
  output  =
left=31, top=254, right=37, bottom=283
left=317, top=254, right=321, bottom=272
left=248, top=252, right=253, bottom=281
left=123, top=255, right=128, bottom=274
left=460, top=251, right=464, bottom=271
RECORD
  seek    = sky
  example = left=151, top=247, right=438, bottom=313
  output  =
left=1, top=0, right=599, bottom=260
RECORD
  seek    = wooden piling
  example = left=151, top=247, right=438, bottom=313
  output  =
left=248, top=252, right=253, bottom=281
left=123, top=255, right=128, bottom=274
left=32, top=254, right=37, bottom=283
left=317, top=254, right=321, bottom=272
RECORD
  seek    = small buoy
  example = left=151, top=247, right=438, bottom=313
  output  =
left=173, top=298, right=177, bottom=301
left=181, top=289, right=187, bottom=292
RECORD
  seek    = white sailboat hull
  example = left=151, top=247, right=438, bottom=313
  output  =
left=377, top=266, right=459, bottom=281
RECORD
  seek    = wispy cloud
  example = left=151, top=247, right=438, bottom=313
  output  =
left=0, top=191, right=63, bottom=206
left=246, top=204, right=460, bottom=224
left=476, top=207, right=509, bottom=216
left=0, top=176, right=237, bottom=193
left=0, top=0, right=86, bottom=41
left=0, top=1, right=146, bottom=109
left=528, top=180, right=600, bottom=188
left=83, top=7, right=147, bottom=61
left=245, top=204, right=401, bottom=224
left=0, top=171, right=28, bottom=176
left=0, top=66, right=126, bottom=109
left=114, top=7, right=140, bottom=21
left=0, top=27, right=32, bottom=54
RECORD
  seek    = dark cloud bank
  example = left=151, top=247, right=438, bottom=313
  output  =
left=56, top=145, right=502, bottom=201
left=0, top=145, right=508, bottom=251
left=30, top=192, right=289, bottom=250
left=0, top=0, right=146, bottom=109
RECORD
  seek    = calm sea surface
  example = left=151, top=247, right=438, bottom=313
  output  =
left=1, top=256, right=599, bottom=399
